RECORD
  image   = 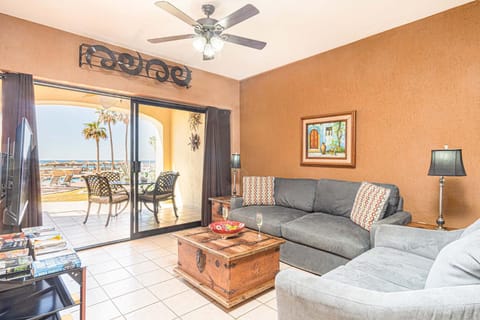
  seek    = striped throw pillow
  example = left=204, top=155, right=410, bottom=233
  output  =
left=350, top=182, right=391, bottom=231
left=243, top=176, right=275, bottom=206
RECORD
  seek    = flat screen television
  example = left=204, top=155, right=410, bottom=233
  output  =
left=3, top=118, right=33, bottom=226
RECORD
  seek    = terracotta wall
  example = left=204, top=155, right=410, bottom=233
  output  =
left=240, top=2, right=480, bottom=228
left=0, top=13, right=240, bottom=151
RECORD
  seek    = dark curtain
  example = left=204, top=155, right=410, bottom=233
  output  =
left=201, top=107, right=231, bottom=226
left=1, top=73, right=42, bottom=228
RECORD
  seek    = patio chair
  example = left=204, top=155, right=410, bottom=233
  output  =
left=138, top=171, right=179, bottom=224
left=99, top=171, right=129, bottom=197
left=61, top=174, right=73, bottom=186
left=82, top=174, right=129, bottom=227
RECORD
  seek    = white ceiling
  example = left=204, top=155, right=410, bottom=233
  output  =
left=0, top=0, right=473, bottom=80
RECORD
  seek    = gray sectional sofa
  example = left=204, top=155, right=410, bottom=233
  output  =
left=230, top=178, right=412, bottom=275
left=276, top=223, right=480, bottom=319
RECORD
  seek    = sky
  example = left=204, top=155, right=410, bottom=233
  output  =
left=36, top=105, right=158, bottom=161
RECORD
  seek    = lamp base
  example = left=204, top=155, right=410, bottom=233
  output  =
left=436, top=176, right=447, bottom=231
left=231, top=169, right=239, bottom=198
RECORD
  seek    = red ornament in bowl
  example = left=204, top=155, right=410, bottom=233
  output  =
left=209, top=220, right=245, bottom=238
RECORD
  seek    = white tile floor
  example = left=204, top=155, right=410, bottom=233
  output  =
left=42, top=201, right=201, bottom=248
left=68, top=232, right=294, bottom=320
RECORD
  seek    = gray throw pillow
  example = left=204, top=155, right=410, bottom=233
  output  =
left=460, top=219, right=480, bottom=238
left=424, top=229, right=480, bottom=288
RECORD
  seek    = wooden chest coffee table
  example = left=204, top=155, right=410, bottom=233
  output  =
left=173, top=227, right=285, bottom=308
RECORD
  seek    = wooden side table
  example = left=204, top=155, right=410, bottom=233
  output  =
left=408, top=221, right=457, bottom=231
left=209, top=196, right=232, bottom=222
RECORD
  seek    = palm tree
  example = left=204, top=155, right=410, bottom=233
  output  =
left=97, top=109, right=119, bottom=170
left=82, top=121, right=107, bottom=173
left=119, top=112, right=129, bottom=169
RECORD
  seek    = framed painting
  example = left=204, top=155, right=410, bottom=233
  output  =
left=301, top=111, right=356, bottom=167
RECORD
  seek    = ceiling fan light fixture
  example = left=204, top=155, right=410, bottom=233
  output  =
left=193, top=36, right=207, bottom=52
left=151, top=2, right=266, bottom=61
left=210, top=36, right=224, bottom=52
left=203, top=42, right=215, bottom=58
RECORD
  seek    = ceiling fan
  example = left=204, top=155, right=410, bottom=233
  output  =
left=148, top=1, right=267, bottom=60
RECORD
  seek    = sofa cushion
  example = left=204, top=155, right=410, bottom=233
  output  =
left=381, top=183, right=401, bottom=217
left=323, top=247, right=434, bottom=292
left=313, top=179, right=359, bottom=217
left=350, top=182, right=391, bottom=231
left=345, top=247, right=434, bottom=290
left=281, top=213, right=370, bottom=259
left=230, top=206, right=309, bottom=237
left=242, top=176, right=275, bottom=206
left=274, top=178, right=317, bottom=212
left=425, top=229, right=480, bottom=289
left=313, top=179, right=400, bottom=217
left=322, top=266, right=410, bottom=292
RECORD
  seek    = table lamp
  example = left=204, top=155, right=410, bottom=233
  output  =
left=428, top=146, right=466, bottom=230
left=231, top=153, right=241, bottom=197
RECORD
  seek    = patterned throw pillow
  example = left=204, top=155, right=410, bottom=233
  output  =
left=243, top=176, right=275, bottom=206
left=350, top=182, right=391, bottom=231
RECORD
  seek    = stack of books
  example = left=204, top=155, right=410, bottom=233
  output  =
left=22, top=226, right=81, bottom=277
left=24, top=226, right=68, bottom=257
left=0, top=233, right=32, bottom=279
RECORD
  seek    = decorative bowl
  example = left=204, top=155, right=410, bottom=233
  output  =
left=209, top=220, right=245, bottom=238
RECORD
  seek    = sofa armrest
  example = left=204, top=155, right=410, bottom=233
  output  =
left=230, top=197, right=243, bottom=210
left=373, top=224, right=463, bottom=259
left=276, top=269, right=480, bottom=320
left=369, top=211, right=412, bottom=246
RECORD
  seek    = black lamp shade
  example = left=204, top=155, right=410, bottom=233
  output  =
left=428, top=149, right=466, bottom=176
left=231, top=153, right=241, bottom=169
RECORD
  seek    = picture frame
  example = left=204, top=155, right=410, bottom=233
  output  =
left=301, top=111, right=356, bottom=167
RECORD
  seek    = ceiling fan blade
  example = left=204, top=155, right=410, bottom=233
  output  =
left=155, top=1, right=199, bottom=27
left=216, top=4, right=259, bottom=30
left=148, top=34, right=196, bottom=44
left=223, top=34, right=266, bottom=50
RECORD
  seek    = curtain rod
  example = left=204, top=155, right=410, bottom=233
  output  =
left=33, top=79, right=131, bottom=100
left=0, top=73, right=206, bottom=113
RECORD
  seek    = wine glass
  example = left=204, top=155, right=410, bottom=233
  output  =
left=256, top=212, right=263, bottom=239
left=222, top=206, right=229, bottom=222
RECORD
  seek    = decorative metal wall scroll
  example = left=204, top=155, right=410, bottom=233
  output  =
left=79, top=44, right=192, bottom=88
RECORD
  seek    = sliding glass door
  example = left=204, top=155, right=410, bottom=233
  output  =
left=130, top=99, right=204, bottom=239
left=15, top=79, right=209, bottom=247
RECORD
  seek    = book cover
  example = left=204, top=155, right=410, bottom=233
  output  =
left=27, top=231, right=62, bottom=240
left=22, top=225, right=56, bottom=235
left=0, top=232, right=25, bottom=240
left=0, top=248, right=29, bottom=260
left=0, top=256, right=33, bottom=275
left=32, top=238, right=67, bottom=250
left=30, top=233, right=63, bottom=243
left=34, top=247, right=69, bottom=257
left=35, top=248, right=76, bottom=261
left=0, top=238, right=29, bottom=252
left=32, top=253, right=81, bottom=277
